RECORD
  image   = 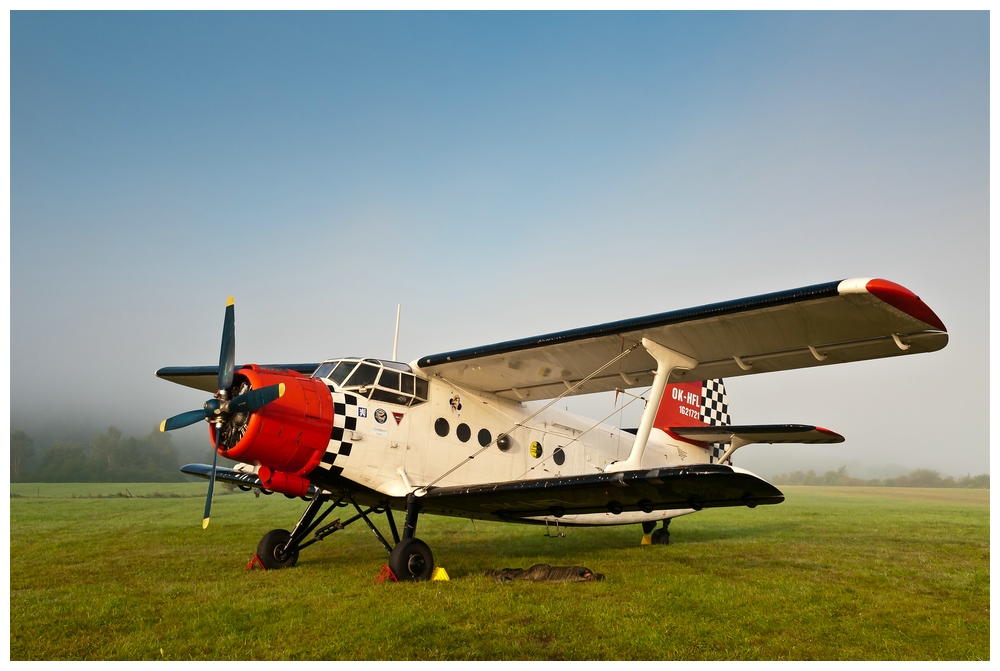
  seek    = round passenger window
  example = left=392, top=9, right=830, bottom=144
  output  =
left=478, top=428, right=492, bottom=447
left=553, top=447, right=566, bottom=466
left=530, top=441, right=543, bottom=458
left=434, top=418, right=449, bottom=437
left=496, top=434, right=512, bottom=452
left=456, top=423, right=471, bottom=443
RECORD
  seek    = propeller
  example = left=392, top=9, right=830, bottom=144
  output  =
left=158, top=383, right=286, bottom=432
left=159, top=296, right=285, bottom=528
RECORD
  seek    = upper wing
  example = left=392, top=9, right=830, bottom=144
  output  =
left=415, top=278, right=947, bottom=401
left=419, top=464, right=783, bottom=521
left=158, top=363, right=321, bottom=392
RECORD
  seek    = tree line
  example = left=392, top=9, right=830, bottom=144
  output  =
left=771, top=465, right=989, bottom=488
left=10, top=427, right=186, bottom=483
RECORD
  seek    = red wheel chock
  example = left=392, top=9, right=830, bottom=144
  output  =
left=246, top=554, right=267, bottom=571
left=373, top=564, right=398, bottom=584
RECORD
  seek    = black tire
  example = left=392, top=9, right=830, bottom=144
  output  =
left=256, top=529, right=299, bottom=570
left=651, top=528, right=671, bottom=546
left=389, top=537, right=434, bottom=581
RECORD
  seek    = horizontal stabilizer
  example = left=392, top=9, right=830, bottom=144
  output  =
left=667, top=424, right=844, bottom=445
left=419, top=464, right=782, bottom=522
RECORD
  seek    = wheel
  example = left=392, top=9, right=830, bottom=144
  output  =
left=650, top=528, right=670, bottom=545
left=256, top=529, right=299, bottom=570
left=389, top=537, right=434, bottom=581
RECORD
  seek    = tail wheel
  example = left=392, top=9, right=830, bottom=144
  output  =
left=389, top=538, right=434, bottom=581
left=257, top=529, right=299, bottom=569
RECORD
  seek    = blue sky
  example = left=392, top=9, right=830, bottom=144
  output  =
left=10, top=11, right=989, bottom=477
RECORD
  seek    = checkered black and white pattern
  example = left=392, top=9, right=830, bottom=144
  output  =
left=699, top=379, right=730, bottom=462
left=318, top=390, right=360, bottom=477
left=699, top=378, right=730, bottom=427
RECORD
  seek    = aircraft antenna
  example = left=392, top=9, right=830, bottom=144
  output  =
left=392, top=303, right=401, bottom=361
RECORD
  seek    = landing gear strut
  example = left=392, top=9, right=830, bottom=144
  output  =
left=254, top=491, right=436, bottom=580
left=387, top=494, right=434, bottom=580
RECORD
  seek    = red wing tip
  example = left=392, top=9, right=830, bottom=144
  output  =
left=815, top=427, right=846, bottom=442
left=863, top=278, right=947, bottom=332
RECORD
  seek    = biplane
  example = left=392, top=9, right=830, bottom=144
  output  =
left=157, top=278, right=947, bottom=580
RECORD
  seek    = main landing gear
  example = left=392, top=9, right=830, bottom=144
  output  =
left=641, top=519, right=670, bottom=545
left=255, top=492, right=434, bottom=581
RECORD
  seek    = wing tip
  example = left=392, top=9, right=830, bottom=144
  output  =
left=814, top=426, right=846, bottom=443
left=839, top=278, right=947, bottom=332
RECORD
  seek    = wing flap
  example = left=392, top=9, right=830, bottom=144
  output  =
left=419, top=464, right=783, bottom=520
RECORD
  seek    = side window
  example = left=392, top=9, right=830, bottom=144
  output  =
left=400, top=373, right=415, bottom=395
left=371, top=388, right=412, bottom=406
left=415, top=378, right=429, bottom=401
left=378, top=369, right=400, bottom=391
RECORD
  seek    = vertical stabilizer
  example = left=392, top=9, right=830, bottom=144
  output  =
left=654, top=379, right=731, bottom=462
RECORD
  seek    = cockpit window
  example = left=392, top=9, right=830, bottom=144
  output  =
left=378, top=369, right=400, bottom=391
left=345, top=363, right=379, bottom=389
left=328, top=361, right=355, bottom=386
left=315, top=358, right=429, bottom=406
left=312, top=362, right=336, bottom=379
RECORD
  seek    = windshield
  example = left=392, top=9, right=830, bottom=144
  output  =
left=313, top=358, right=429, bottom=405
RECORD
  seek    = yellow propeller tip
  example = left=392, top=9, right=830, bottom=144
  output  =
left=159, top=420, right=166, bottom=433
left=278, top=383, right=285, bottom=397
left=226, top=296, right=234, bottom=306
left=202, top=518, right=210, bottom=529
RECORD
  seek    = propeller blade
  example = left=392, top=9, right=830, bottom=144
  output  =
left=227, top=383, right=285, bottom=414
left=160, top=409, right=208, bottom=432
left=203, top=437, right=219, bottom=529
left=218, top=296, right=236, bottom=392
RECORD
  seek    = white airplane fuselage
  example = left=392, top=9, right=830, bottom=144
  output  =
left=314, top=361, right=715, bottom=526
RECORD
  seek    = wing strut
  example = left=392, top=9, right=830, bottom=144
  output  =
left=606, top=338, right=697, bottom=473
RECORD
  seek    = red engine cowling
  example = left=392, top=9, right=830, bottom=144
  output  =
left=211, top=364, right=333, bottom=485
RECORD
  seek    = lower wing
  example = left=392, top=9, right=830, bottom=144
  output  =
left=418, top=464, right=782, bottom=520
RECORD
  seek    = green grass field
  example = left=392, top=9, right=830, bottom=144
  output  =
left=10, top=483, right=989, bottom=660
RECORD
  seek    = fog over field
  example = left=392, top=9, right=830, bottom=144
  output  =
left=10, top=12, right=988, bottom=480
